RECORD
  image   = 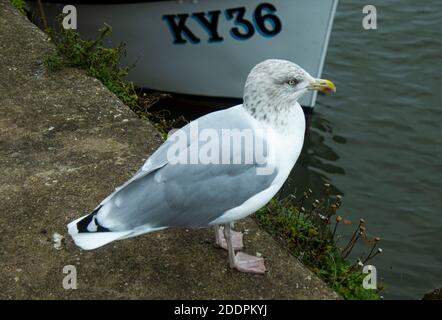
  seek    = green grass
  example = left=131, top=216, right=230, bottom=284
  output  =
left=45, top=23, right=139, bottom=110
left=255, top=193, right=382, bottom=300
left=10, top=0, right=26, bottom=14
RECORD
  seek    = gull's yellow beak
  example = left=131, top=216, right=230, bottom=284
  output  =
left=307, top=79, right=336, bottom=93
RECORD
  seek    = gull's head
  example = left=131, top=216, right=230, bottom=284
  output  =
left=243, top=59, right=335, bottom=119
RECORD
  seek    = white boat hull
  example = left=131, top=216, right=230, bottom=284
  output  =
left=28, top=0, right=338, bottom=107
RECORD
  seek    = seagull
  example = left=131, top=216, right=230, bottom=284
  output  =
left=67, top=59, right=335, bottom=274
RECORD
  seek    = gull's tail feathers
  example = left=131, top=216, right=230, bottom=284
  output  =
left=67, top=206, right=132, bottom=250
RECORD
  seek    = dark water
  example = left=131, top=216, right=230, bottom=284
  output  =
left=287, top=0, right=442, bottom=299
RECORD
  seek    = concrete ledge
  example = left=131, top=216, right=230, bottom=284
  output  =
left=0, top=0, right=338, bottom=299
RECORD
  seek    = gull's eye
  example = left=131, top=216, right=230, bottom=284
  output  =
left=288, top=79, right=299, bottom=86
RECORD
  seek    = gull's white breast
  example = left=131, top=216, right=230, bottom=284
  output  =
left=210, top=103, right=306, bottom=224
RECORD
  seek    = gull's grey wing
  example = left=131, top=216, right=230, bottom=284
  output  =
left=98, top=106, right=242, bottom=203
left=96, top=106, right=277, bottom=230
left=140, top=105, right=257, bottom=173
left=99, top=162, right=276, bottom=229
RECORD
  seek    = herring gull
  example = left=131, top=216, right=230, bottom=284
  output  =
left=67, top=59, right=336, bottom=273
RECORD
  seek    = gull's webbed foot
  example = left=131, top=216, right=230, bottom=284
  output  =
left=232, top=252, right=266, bottom=274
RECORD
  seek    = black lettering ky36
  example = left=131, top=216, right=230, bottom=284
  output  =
left=163, top=3, right=282, bottom=44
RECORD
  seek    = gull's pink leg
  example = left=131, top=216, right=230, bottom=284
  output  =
left=214, top=224, right=243, bottom=251
left=223, top=223, right=266, bottom=274
left=214, top=224, right=221, bottom=245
